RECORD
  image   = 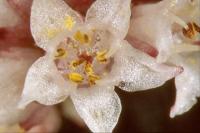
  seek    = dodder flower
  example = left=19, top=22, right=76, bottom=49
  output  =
left=19, top=0, right=181, bottom=132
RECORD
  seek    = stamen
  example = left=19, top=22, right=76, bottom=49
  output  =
left=96, top=50, right=107, bottom=63
left=70, top=60, right=84, bottom=70
left=64, top=16, right=75, bottom=30
left=166, top=12, right=189, bottom=29
left=85, top=63, right=94, bottom=75
left=193, top=22, right=200, bottom=32
left=74, top=30, right=91, bottom=44
left=172, top=43, right=200, bottom=53
left=183, top=22, right=200, bottom=39
left=55, top=48, right=67, bottom=58
left=68, top=73, right=84, bottom=83
left=88, top=74, right=101, bottom=85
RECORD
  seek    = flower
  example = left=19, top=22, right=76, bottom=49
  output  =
left=129, top=0, right=200, bottom=118
left=19, top=0, right=182, bottom=132
left=129, top=0, right=200, bottom=62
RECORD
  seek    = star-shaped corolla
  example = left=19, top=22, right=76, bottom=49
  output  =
left=19, top=0, right=182, bottom=132
left=129, top=0, right=200, bottom=118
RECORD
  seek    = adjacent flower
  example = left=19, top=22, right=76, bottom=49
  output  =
left=0, top=0, right=34, bottom=47
left=129, top=0, right=200, bottom=117
left=0, top=47, right=39, bottom=130
left=129, top=0, right=200, bottom=62
left=19, top=0, right=182, bottom=132
left=0, top=47, right=62, bottom=133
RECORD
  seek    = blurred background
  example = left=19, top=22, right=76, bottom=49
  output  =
left=1, top=0, right=199, bottom=132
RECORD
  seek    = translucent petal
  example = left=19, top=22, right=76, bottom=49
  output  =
left=129, top=15, right=173, bottom=63
left=86, top=0, right=131, bottom=38
left=0, top=47, right=41, bottom=125
left=71, top=86, right=121, bottom=132
left=19, top=55, right=75, bottom=108
left=0, top=0, right=20, bottom=27
left=170, top=52, right=200, bottom=118
left=31, top=0, right=83, bottom=51
left=107, top=40, right=182, bottom=92
left=130, top=0, right=200, bottom=62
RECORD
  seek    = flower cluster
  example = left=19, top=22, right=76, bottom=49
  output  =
left=0, top=0, right=199, bottom=132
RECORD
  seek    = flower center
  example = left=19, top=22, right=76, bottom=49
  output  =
left=182, top=22, right=200, bottom=39
left=54, top=28, right=113, bottom=87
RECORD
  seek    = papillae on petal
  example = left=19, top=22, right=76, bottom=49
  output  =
left=86, top=0, right=131, bottom=38
left=107, top=40, right=183, bottom=92
left=170, top=52, right=200, bottom=118
left=0, top=47, right=41, bottom=125
left=71, top=86, right=121, bottom=132
left=19, top=55, right=75, bottom=108
left=31, top=0, right=83, bottom=51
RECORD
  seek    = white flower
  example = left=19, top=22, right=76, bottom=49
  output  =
left=129, top=0, right=200, bottom=62
left=129, top=0, right=200, bottom=118
left=19, top=0, right=182, bottom=132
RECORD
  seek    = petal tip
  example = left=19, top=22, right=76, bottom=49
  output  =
left=169, top=107, right=176, bottom=118
left=175, top=66, right=184, bottom=76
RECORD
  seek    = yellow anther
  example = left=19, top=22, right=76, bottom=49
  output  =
left=74, top=30, right=91, bottom=44
left=96, top=50, right=107, bottom=63
left=68, top=73, right=84, bottom=83
left=85, top=63, right=94, bottom=75
left=55, top=48, right=67, bottom=59
left=183, top=22, right=200, bottom=39
left=64, top=16, right=75, bottom=30
left=88, top=74, right=101, bottom=85
left=46, top=28, right=61, bottom=39
left=70, top=60, right=84, bottom=69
